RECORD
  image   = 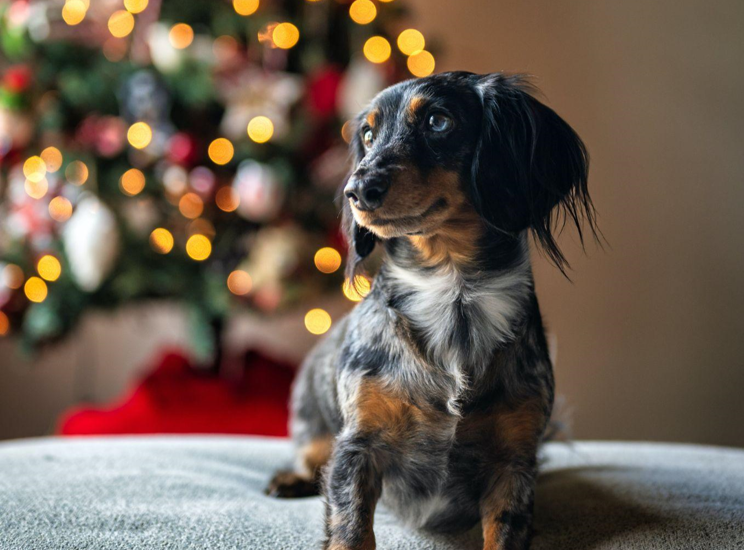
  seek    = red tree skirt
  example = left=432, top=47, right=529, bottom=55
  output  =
left=57, top=350, right=295, bottom=437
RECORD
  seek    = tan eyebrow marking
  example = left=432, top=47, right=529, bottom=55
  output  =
left=366, top=110, right=379, bottom=128
left=407, top=96, right=427, bottom=123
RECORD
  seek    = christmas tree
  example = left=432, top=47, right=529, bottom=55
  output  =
left=0, top=0, right=437, bottom=359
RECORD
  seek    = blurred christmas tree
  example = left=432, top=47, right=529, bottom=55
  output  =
left=0, top=0, right=437, bottom=359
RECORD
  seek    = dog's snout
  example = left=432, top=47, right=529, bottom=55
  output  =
left=344, top=175, right=390, bottom=211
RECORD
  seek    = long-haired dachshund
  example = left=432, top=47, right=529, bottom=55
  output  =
left=267, top=71, right=597, bottom=550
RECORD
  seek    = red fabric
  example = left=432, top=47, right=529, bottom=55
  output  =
left=58, top=350, right=295, bottom=437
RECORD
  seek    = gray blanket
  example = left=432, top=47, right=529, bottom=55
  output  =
left=0, top=437, right=742, bottom=549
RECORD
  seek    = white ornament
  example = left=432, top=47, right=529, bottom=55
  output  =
left=338, top=57, right=387, bottom=121
left=233, top=161, right=284, bottom=222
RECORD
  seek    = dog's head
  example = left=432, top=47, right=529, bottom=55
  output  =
left=342, top=71, right=597, bottom=277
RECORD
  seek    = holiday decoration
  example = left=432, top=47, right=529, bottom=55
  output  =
left=0, top=0, right=438, bottom=355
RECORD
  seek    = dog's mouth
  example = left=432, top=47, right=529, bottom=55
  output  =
left=367, top=197, right=448, bottom=228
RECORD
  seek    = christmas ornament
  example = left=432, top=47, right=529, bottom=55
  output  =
left=233, top=161, right=284, bottom=222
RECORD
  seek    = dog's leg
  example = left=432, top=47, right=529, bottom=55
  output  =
left=266, top=435, right=334, bottom=498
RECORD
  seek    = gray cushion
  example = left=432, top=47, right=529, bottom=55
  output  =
left=0, top=437, right=742, bottom=549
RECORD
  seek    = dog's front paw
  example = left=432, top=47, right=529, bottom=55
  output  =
left=265, top=470, right=319, bottom=498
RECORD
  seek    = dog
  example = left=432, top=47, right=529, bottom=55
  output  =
left=266, top=71, right=597, bottom=550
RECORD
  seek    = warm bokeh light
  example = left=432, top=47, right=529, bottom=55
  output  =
left=233, top=0, right=259, bottom=16
left=378, top=0, right=394, bottom=2
left=49, top=196, right=73, bottom=222
left=120, top=168, right=146, bottom=196
left=0, top=311, right=8, bottom=336
left=397, top=29, right=425, bottom=56
left=149, top=228, right=174, bottom=254
left=127, top=122, right=153, bottom=149
left=227, top=270, right=252, bottom=295
left=2, top=264, right=24, bottom=290
left=342, top=276, right=372, bottom=302
left=108, top=10, right=135, bottom=38
left=341, top=120, right=354, bottom=144
left=103, top=38, right=128, bottom=62
left=186, top=234, right=212, bottom=261
left=187, top=219, right=216, bottom=240
left=213, top=35, right=239, bottom=62
left=247, top=116, right=274, bottom=143
left=169, top=23, right=194, bottom=49
left=314, top=247, right=342, bottom=274
left=24, top=277, right=48, bottom=303
left=208, top=138, right=234, bottom=165
left=124, top=0, right=149, bottom=14
left=272, top=23, right=300, bottom=49
left=23, top=156, right=47, bottom=183
left=407, top=50, right=436, bottom=77
left=363, top=36, right=391, bottom=64
left=349, top=0, right=376, bottom=24
left=62, top=0, right=87, bottom=26
left=215, top=187, right=240, bottom=212
left=305, top=308, right=332, bottom=335
left=37, top=255, right=61, bottom=282
left=178, top=192, right=204, bottom=219
left=25, top=178, right=49, bottom=200
left=41, top=147, right=64, bottom=173
left=65, top=160, right=89, bottom=185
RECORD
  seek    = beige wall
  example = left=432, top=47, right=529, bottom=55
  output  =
left=405, top=0, right=744, bottom=446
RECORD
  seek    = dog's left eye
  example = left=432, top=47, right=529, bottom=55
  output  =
left=428, top=113, right=453, bottom=133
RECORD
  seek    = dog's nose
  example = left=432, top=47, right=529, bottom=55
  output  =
left=344, top=176, right=390, bottom=211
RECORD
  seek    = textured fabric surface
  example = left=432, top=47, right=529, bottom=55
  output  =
left=0, top=437, right=742, bottom=549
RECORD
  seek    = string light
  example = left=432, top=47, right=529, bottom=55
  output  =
left=314, top=247, right=342, bottom=274
left=305, top=308, right=332, bottom=335
left=25, top=178, right=48, bottom=200
left=49, top=197, right=73, bottom=222
left=108, top=10, right=135, bottom=38
left=127, top=122, right=152, bottom=149
left=41, top=147, right=63, bottom=172
left=342, top=276, right=371, bottom=302
left=215, top=187, right=240, bottom=212
left=0, top=311, right=8, bottom=337
left=208, top=138, right=234, bottom=165
left=397, top=29, right=425, bottom=56
left=186, top=234, right=211, bottom=261
left=349, top=0, right=376, bottom=24
left=178, top=192, right=204, bottom=219
left=407, top=50, right=435, bottom=77
left=23, top=156, right=47, bottom=183
left=65, top=160, right=89, bottom=185
left=227, top=270, right=252, bottom=295
left=233, top=0, right=259, bottom=16
left=37, top=255, right=61, bottom=282
left=120, top=168, right=146, bottom=196
left=258, top=23, right=279, bottom=47
left=341, top=120, right=354, bottom=143
left=247, top=116, right=274, bottom=143
left=272, top=23, right=300, bottom=49
left=169, top=23, right=194, bottom=49
left=2, top=264, right=24, bottom=290
left=149, top=228, right=174, bottom=254
left=363, top=36, right=391, bottom=64
left=24, top=277, right=48, bottom=303
left=124, top=0, right=148, bottom=14
left=62, top=0, right=87, bottom=26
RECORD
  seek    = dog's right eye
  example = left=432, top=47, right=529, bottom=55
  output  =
left=363, top=129, right=374, bottom=148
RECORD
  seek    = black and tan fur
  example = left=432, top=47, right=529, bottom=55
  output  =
left=266, top=72, right=597, bottom=550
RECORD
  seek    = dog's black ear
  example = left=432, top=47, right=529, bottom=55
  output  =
left=341, top=115, right=378, bottom=281
left=471, top=73, right=598, bottom=272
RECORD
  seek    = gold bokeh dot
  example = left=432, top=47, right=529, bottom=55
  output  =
left=178, top=192, right=204, bottom=219
left=314, top=247, right=342, bottom=274
left=65, top=160, right=89, bottom=185
left=397, top=29, right=425, bottom=56
left=342, top=276, right=371, bottom=302
left=247, top=116, right=274, bottom=143
left=215, top=187, right=240, bottom=212
left=2, top=264, right=24, bottom=290
left=108, top=10, right=135, bottom=38
left=24, top=156, right=47, bottom=183
left=349, top=0, right=376, bottom=24
left=363, top=36, right=391, bottom=64
left=25, top=178, right=49, bottom=200
left=120, top=168, right=146, bottom=196
left=127, top=122, right=152, bottom=149
left=186, top=234, right=212, bottom=261
left=62, top=0, right=87, bottom=26
left=304, top=308, right=332, bottom=335
left=407, top=50, right=436, bottom=77
left=272, top=23, right=300, bottom=49
left=233, top=0, right=259, bottom=16
left=227, top=270, right=252, bottom=295
left=169, top=23, right=194, bottom=49
left=24, top=277, right=48, bottom=303
left=0, top=311, right=9, bottom=336
left=41, top=147, right=64, bottom=173
left=49, top=197, right=73, bottom=222
left=149, top=228, right=174, bottom=254
left=341, top=120, right=354, bottom=144
left=124, top=0, right=148, bottom=14
left=37, top=255, right=61, bottom=282
left=208, top=138, right=234, bottom=165
left=187, top=219, right=215, bottom=240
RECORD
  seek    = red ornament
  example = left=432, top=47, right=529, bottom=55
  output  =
left=306, top=66, right=343, bottom=118
left=3, top=65, right=32, bottom=93
left=167, top=133, right=199, bottom=166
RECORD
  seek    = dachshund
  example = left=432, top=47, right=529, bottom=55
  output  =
left=266, top=71, right=597, bottom=550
